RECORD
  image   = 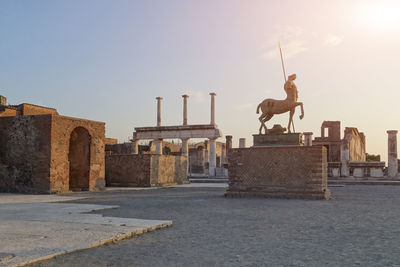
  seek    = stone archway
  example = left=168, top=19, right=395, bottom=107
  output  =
left=68, top=127, right=91, bottom=191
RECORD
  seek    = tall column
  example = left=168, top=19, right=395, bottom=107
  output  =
left=181, top=138, right=189, bottom=156
left=132, top=139, right=139, bottom=154
left=182, top=94, right=188, bottom=125
left=155, top=139, right=163, bottom=155
left=387, top=130, right=398, bottom=178
left=156, top=97, right=163, bottom=126
left=210, top=92, right=216, bottom=125
left=209, top=138, right=217, bottom=177
left=340, top=142, right=350, bottom=177
left=226, top=135, right=233, bottom=150
left=239, top=138, right=246, bottom=148
left=303, top=132, right=313, bottom=146
left=221, top=144, right=226, bottom=165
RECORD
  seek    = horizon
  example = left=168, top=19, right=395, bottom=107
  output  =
left=1, top=0, right=400, bottom=162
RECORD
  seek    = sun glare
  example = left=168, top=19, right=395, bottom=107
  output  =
left=357, top=2, right=400, bottom=30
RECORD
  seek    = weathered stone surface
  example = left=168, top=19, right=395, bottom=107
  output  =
left=387, top=130, right=398, bottom=178
left=106, top=154, right=188, bottom=187
left=0, top=114, right=105, bottom=193
left=253, top=133, right=303, bottom=147
left=226, top=146, right=330, bottom=199
left=134, top=124, right=222, bottom=140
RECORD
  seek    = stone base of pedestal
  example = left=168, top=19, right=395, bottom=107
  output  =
left=225, top=146, right=330, bottom=200
left=253, top=133, right=303, bottom=147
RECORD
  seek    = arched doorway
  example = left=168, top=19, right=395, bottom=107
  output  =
left=68, top=127, right=91, bottom=191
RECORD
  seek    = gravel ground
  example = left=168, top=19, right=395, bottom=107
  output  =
left=31, top=185, right=400, bottom=267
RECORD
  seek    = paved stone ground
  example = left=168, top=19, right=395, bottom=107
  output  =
left=31, top=185, right=400, bottom=267
left=0, top=195, right=171, bottom=267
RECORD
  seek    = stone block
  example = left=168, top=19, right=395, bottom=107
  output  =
left=253, top=133, right=304, bottom=147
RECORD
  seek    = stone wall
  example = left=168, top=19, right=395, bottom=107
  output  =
left=226, top=146, right=330, bottom=200
left=105, top=154, right=152, bottom=186
left=150, top=155, right=188, bottom=186
left=106, top=143, right=135, bottom=155
left=0, top=115, right=52, bottom=192
left=106, top=154, right=188, bottom=187
left=0, top=114, right=105, bottom=193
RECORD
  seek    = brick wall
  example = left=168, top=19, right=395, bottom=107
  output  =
left=106, top=154, right=188, bottom=187
left=226, top=146, right=330, bottom=200
left=50, top=115, right=105, bottom=192
left=20, top=104, right=58, bottom=116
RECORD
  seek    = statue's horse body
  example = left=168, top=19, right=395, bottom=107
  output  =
left=256, top=81, right=304, bottom=134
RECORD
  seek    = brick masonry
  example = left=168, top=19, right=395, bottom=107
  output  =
left=226, top=146, right=330, bottom=200
left=106, top=154, right=188, bottom=187
left=0, top=114, right=105, bottom=193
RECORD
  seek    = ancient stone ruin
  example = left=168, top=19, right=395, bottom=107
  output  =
left=0, top=95, right=105, bottom=193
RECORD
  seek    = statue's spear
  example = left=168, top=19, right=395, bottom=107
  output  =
left=278, top=41, right=287, bottom=82
left=278, top=41, right=295, bottom=133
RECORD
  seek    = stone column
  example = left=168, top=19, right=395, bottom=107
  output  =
left=340, top=141, right=350, bottom=177
left=155, top=139, right=163, bottom=155
left=209, top=138, right=217, bottom=177
left=303, top=132, right=313, bottom=146
left=221, top=144, right=226, bottom=165
left=181, top=138, right=189, bottom=156
left=156, top=97, right=163, bottom=126
left=226, top=135, right=233, bottom=150
left=387, top=130, right=398, bottom=178
left=132, top=139, right=139, bottom=154
left=182, top=95, right=188, bottom=125
left=239, top=138, right=246, bottom=148
left=210, top=92, right=216, bottom=125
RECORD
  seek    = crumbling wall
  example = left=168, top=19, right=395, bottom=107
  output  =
left=344, top=127, right=366, bottom=162
left=0, top=115, right=52, bottom=193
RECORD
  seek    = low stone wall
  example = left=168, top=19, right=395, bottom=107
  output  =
left=106, top=154, right=188, bottom=187
left=348, top=162, right=385, bottom=178
left=226, top=146, right=330, bottom=200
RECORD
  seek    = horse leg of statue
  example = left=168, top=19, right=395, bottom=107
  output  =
left=262, top=114, right=273, bottom=134
left=299, top=102, right=304, bottom=120
left=288, top=109, right=295, bottom=133
left=259, top=113, right=267, bottom=134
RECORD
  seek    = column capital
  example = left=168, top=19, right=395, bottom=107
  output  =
left=156, top=97, right=163, bottom=100
left=182, top=94, right=189, bottom=98
left=209, top=92, right=216, bottom=96
left=387, top=130, right=398, bottom=134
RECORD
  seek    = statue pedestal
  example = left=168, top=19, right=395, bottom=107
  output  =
left=253, top=133, right=303, bottom=147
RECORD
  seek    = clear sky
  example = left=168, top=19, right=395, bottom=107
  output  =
left=1, top=0, right=400, bottom=161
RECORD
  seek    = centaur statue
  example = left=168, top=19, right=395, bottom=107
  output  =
left=256, top=73, right=304, bottom=134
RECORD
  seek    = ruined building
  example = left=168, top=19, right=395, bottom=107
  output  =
left=312, top=121, right=383, bottom=177
left=0, top=95, right=106, bottom=193
left=313, top=121, right=366, bottom=162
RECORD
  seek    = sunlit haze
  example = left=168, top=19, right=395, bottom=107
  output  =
left=1, top=0, right=399, bottom=162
